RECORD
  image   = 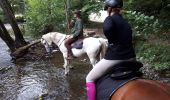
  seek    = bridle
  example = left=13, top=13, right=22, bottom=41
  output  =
left=41, top=37, right=53, bottom=53
left=41, top=34, right=68, bottom=49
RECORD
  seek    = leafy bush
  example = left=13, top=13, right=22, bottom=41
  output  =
left=124, top=11, right=162, bottom=36
left=124, top=10, right=170, bottom=71
left=124, top=0, right=170, bottom=20
left=136, top=43, right=170, bottom=70
left=124, top=0, right=170, bottom=33
left=25, top=0, right=65, bottom=36
left=0, top=8, right=6, bottom=22
left=15, top=14, right=25, bottom=22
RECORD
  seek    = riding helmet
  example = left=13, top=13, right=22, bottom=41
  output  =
left=104, top=0, right=123, bottom=10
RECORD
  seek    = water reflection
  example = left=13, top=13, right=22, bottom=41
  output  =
left=0, top=38, right=12, bottom=66
left=0, top=47, right=90, bottom=100
left=0, top=37, right=93, bottom=100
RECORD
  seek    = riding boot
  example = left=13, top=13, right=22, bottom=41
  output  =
left=67, top=49, right=74, bottom=60
left=86, top=82, right=96, bottom=100
left=65, top=38, right=77, bottom=60
left=67, top=54, right=74, bottom=60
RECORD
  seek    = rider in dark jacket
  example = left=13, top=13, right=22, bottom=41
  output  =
left=64, top=10, right=84, bottom=59
left=85, top=0, right=136, bottom=100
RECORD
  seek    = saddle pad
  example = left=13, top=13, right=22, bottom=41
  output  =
left=96, top=76, right=139, bottom=100
left=71, top=39, right=83, bottom=49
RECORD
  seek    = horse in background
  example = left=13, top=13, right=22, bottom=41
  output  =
left=41, top=32, right=107, bottom=75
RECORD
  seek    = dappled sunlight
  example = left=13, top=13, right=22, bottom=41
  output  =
left=89, top=10, right=107, bottom=23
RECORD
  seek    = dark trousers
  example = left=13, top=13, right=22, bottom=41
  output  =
left=64, top=37, right=77, bottom=56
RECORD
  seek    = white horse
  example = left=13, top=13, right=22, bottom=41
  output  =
left=41, top=32, right=107, bottom=75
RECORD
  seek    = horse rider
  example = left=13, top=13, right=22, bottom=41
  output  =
left=85, top=0, right=136, bottom=100
left=64, top=10, right=84, bottom=60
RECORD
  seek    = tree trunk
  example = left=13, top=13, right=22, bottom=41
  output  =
left=0, top=0, right=27, bottom=48
left=11, top=39, right=41, bottom=59
left=0, top=19, right=16, bottom=52
left=64, top=0, right=71, bottom=34
left=0, top=0, right=29, bottom=59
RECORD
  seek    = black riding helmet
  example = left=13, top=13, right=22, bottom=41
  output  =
left=104, top=0, right=123, bottom=10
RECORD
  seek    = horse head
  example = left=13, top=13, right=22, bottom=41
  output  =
left=41, top=32, right=65, bottom=55
left=41, top=33, right=53, bottom=55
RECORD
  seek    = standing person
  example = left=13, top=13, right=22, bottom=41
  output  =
left=85, top=0, right=136, bottom=100
left=64, top=10, right=84, bottom=60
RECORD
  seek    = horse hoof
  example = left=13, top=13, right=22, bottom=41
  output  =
left=69, top=65, right=73, bottom=69
left=63, top=65, right=66, bottom=68
left=65, top=72, right=69, bottom=75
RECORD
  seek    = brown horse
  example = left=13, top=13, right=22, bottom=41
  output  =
left=96, top=61, right=170, bottom=100
left=111, top=79, right=170, bottom=100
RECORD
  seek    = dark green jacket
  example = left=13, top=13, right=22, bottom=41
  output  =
left=71, top=18, right=83, bottom=38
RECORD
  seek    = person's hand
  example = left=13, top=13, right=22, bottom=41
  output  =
left=69, top=19, right=75, bottom=28
left=71, top=19, right=75, bottom=23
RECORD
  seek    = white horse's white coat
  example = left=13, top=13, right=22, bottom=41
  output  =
left=41, top=32, right=107, bottom=74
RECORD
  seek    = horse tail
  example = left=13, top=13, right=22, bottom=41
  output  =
left=98, top=38, right=108, bottom=60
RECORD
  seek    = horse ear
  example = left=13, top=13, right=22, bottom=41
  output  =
left=42, top=34, right=52, bottom=45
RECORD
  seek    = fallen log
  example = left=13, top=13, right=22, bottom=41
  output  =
left=11, top=39, right=41, bottom=59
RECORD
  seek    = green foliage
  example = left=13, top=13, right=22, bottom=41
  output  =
left=9, top=0, right=25, bottom=14
left=124, top=0, right=170, bottom=17
left=124, top=0, right=170, bottom=32
left=71, top=0, right=105, bottom=25
left=136, top=43, right=170, bottom=70
left=25, top=0, right=65, bottom=36
left=123, top=0, right=170, bottom=71
left=0, top=8, right=5, bottom=21
left=81, top=3, right=102, bottom=23
left=0, top=0, right=25, bottom=22
left=124, top=11, right=162, bottom=36
left=15, top=14, right=25, bottom=22
left=24, top=0, right=105, bottom=36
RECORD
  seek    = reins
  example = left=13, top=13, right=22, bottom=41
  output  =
left=57, top=35, right=68, bottom=47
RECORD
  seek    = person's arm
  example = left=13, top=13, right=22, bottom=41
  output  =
left=73, top=19, right=83, bottom=38
left=103, top=16, right=116, bottom=44
left=103, top=16, right=115, bottom=34
left=69, top=19, right=75, bottom=28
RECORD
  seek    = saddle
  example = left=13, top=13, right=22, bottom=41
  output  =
left=71, top=38, right=83, bottom=49
left=96, top=61, right=143, bottom=100
left=109, top=61, right=143, bottom=79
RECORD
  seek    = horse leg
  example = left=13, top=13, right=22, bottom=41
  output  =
left=65, top=65, right=69, bottom=75
left=89, top=57, right=97, bottom=67
left=63, top=57, right=70, bottom=75
left=63, top=58, right=67, bottom=69
left=87, top=51, right=98, bottom=67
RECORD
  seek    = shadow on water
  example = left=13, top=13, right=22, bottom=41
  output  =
left=0, top=38, right=92, bottom=100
